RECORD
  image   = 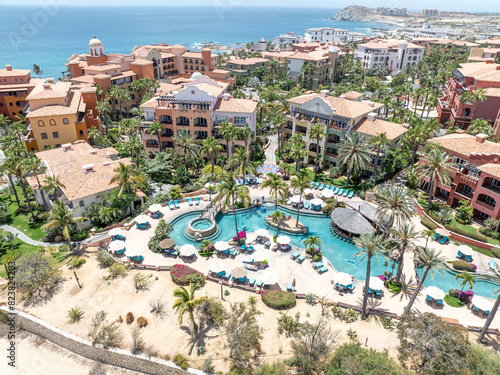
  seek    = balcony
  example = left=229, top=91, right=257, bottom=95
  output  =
left=475, top=199, right=496, bottom=212
left=455, top=189, right=473, bottom=200
left=481, top=184, right=500, bottom=196
left=296, top=126, right=307, bottom=135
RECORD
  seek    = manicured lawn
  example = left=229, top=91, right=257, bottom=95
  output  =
left=0, top=229, right=41, bottom=278
left=1, top=186, right=46, bottom=241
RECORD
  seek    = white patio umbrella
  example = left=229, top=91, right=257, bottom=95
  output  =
left=214, top=241, right=229, bottom=251
left=108, top=240, right=126, bottom=252
left=255, top=228, right=269, bottom=237
left=261, top=271, right=279, bottom=285
left=205, top=182, right=217, bottom=188
left=108, top=228, right=123, bottom=236
left=472, top=295, right=493, bottom=312
left=245, top=173, right=255, bottom=180
left=125, top=247, right=141, bottom=257
left=290, top=195, right=302, bottom=203
left=335, top=272, right=352, bottom=286
left=321, top=189, right=334, bottom=198
left=148, top=204, right=162, bottom=212
left=458, top=244, right=473, bottom=256
left=368, top=276, right=384, bottom=291
left=276, top=235, right=291, bottom=244
left=425, top=286, right=445, bottom=300
left=180, top=244, right=196, bottom=257
left=241, top=256, right=254, bottom=264
left=304, top=188, right=313, bottom=195
left=311, top=198, right=323, bottom=206
left=209, top=261, right=225, bottom=273
left=135, top=215, right=150, bottom=224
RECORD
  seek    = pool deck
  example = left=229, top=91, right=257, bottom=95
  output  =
left=116, top=187, right=500, bottom=331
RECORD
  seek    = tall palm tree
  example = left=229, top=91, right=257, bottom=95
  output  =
left=201, top=137, right=223, bottom=182
left=41, top=201, right=87, bottom=251
left=109, top=163, right=142, bottom=196
left=3, top=155, right=35, bottom=220
left=303, top=235, right=321, bottom=252
left=337, top=133, right=371, bottom=188
left=370, top=132, right=390, bottom=177
left=300, top=62, right=315, bottom=90
left=309, top=123, right=326, bottom=179
left=459, top=92, right=474, bottom=129
left=422, top=229, right=435, bottom=248
left=96, top=100, right=112, bottom=132
left=219, top=121, right=238, bottom=160
left=375, top=186, right=414, bottom=229
left=477, top=265, right=500, bottom=342
left=455, top=271, right=475, bottom=292
left=147, top=121, right=162, bottom=152
left=470, top=88, right=487, bottom=120
left=215, top=175, right=251, bottom=240
left=124, top=135, right=145, bottom=167
left=41, top=175, right=66, bottom=203
left=171, top=129, right=200, bottom=172
left=390, top=223, right=422, bottom=284
left=289, top=133, right=307, bottom=173
left=87, top=126, right=103, bottom=146
left=238, top=124, right=254, bottom=147
left=228, top=147, right=255, bottom=178
left=418, top=149, right=453, bottom=210
left=273, top=112, right=285, bottom=158
left=403, top=122, right=428, bottom=165
left=270, top=210, right=285, bottom=235
left=290, top=173, right=311, bottom=227
left=26, top=155, right=47, bottom=210
left=402, top=247, right=447, bottom=315
left=0, top=161, right=21, bottom=208
left=32, top=64, right=44, bottom=78
left=172, top=283, right=207, bottom=338
left=354, top=233, right=385, bottom=320
left=260, top=173, right=287, bottom=210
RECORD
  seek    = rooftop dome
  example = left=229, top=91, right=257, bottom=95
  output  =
left=89, top=35, right=102, bottom=46
left=190, top=71, right=203, bottom=81
left=258, top=37, right=267, bottom=43
left=329, top=47, right=338, bottom=53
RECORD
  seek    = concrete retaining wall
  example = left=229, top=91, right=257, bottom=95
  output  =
left=1, top=306, right=204, bottom=375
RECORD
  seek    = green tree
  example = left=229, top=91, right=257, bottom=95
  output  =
left=418, top=149, right=453, bottom=210
left=3, top=155, right=36, bottom=220
left=269, top=210, right=285, bottom=235
left=147, top=121, right=162, bottom=152
left=289, top=133, right=307, bottom=173
left=337, top=133, right=371, bottom=188
left=260, top=173, right=287, bottom=210
left=467, top=118, right=493, bottom=136
left=25, top=155, right=47, bottom=210
left=41, top=175, right=66, bottom=203
left=42, top=201, right=87, bottom=251
left=201, top=137, right=223, bottom=182
left=172, top=283, right=207, bottom=338
left=219, top=121, right=238, bottom=160
left=375, top=186, right=414, bottom=229
left=109, top=162, right=142, bottom=196
left=370, top=132, right=390, bottom=177
left=32, top=64, right=44, bottom=78
left=300, top=62, right=315, bottom=90
left=290, top=173, right=312, bottom=227
left=15, top=251, right=61, bottom=298
left=455, top=271, right=475, bottom=292
left=172, top=129, right=200, bottom=172
left=310, top=123, right=326, bottom=179
left=455, top=199, right=474, bottom=224
left=390, top=223, right=422, bottom=284
left=477, top=264, right=500, bottom=342
left=228, top=147, right=255, bottom=178
left=303, top=235, right=321, bottom=252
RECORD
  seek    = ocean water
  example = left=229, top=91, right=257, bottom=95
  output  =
left=0, top=5, right=394, bottom=78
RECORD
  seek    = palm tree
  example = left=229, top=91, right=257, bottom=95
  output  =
left=41, top=175, right=66, bottom=203
left=228, top=147, right=255, bottom=178
left=455, top=271, right=475, bottom=292
left=354, top=233, right=385, bottom=320
left=109, top=163, right=142, bottom=196
left=390, top=223, right=422, bottom=284
left=422, top=229, right=435, bottom=248
left=459, top=92, right=474, bottom=130
left=96, top=100, right=112, bottom=132
left=3, top=155, right=35, bottom=220
left=260, top=173, right=287, bottom=210
left=290, top=173, right=311, bottom=227
left=370, top=132, right=390, bottom=177
left=172, top=129, right=200, bottom=172
left=303, top=235, right=321, bottom=252
left=107, top=85, right=123, bottom=118
left=215, top=175, right=250, bottom=240
left=147, top=121, right=162, bottom=152
left=309, top=123, right=326, bottom=179
left=470, top=88, right=487, bottom=120
left=87, top=126, right=102, bottom=146
left=238, top=124, right=254, bottom=147
left=402, top=247, right=447, bottom=315
left=375, top=186, right=414, bottom=229
left=273, top=112, right=285, bottom=158
left=219, top=121, right=238, bottom=160
left=300, top=62, right=315, bottom=90
left=26, top=155, right=47, bottom=210
left=477, top=265, right=500, bottom=342
left=42, top=201, right=87, bottom=251
left=0, top=160, right=21, bottom=208
left=289, top=133, right=307, bottom=173
left=418, top=149, right=453, bottom=210
left=270, top=210, right=285, bottom=235
left=337, top=133, right=371, bottom=188
left=403, top=122, right=428, bottom=165
left=32, top=64, right=44, bottom=78
left=172, top=283, right=207, bottom=338
left=201, top=137, right=223, bottom=182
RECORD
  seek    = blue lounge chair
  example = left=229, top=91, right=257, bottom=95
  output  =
left=242, top=258, right=254, bottom=264
left=136, top=223, right=148, bottom=229
left=216, top=271, right=225, bottom=278
left=255, top=177, right=259, bottom=184
left=464, top=255, right=472, bottom=262
left=367, top=287, right=373, bottom=294
left=343, top=189, right=349, bottom=197
left=472, top=305, right=480, bottom=312
left=195, top=197, right=199, bottom=205
left=170, top=249, right=179, bottom=257
left=439, top=236, right=448, bottom=244
left=151, top=211, right=161, bottom=218
left=304, top=201, right=310, bottom=209
left=223, top=272, right=231, bottom=280
left=325, top=184, right=331, bottom=190
left=264, top=241, right=271, bottom=248
left=297, top=254, right=305, bottom=262
left=490, top=259, right=497, bottom=271
left=347, top=191, right=354, bottom=199
left=256, top=279, right=263, bottom=288
left=168, top=201, right=175, bottom=210
left=230, top=249, right=238, bottom=257
left=115, top=234, right=126, bottom=241
left=374, top=289, right=382, bottom=297
left=312, top=261, right=323, bottom=269
left=333, top=187, right=339, bottom=194
left=347, top=284, right=355, bottom=292
left=233, top=276, right=246, bottom=283
left=457, top=250, right=463, bottom=258
left=436, top=299, right=444, bottom=305
left=318, top=266, right=328, bottom=273
left=286, top=283, right=293, bottom=292
left=315, top=204, right=321, bottom=211
left=314, top=182, right=320, bottom=189
left=249, top=278, right=256, bottom=286
left=310, top=182, right=315, bottom=188
left=115, top=249, right=126, bottom=255
left=174, top=200, right=180, bottom=209
left=426, top=295, right=434, bottom=302
left=484, top=310, right=491, bottom=315
left=337, top=188, right=344, bottom=196
left=188, top=198, right=193, bottom=206
left=319, top=183, right=324, bottom=190
left=433, top=233, right=440, bottom=241
left=134, top=255, right=144, bottom=262
left=247, top=246, right=254, bottom=252
left=310, top=203, right=315, bottom=210
left=240, top=244, right=247, bottom=250
left=291, top=251, right=300, bottom=259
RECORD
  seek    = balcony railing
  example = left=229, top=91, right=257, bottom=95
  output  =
left=455, top=189, right=473, bottom=199
left=475, top=200, right=495, bottom=212
left=481, top=184, right=500, bottom=195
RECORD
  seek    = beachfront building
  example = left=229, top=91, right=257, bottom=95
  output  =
left=304, top=28, right=349, bottom=43
left=273, top=32, right=303, bottom=46
left=0, top=65, right=45, bottom=121
left=354, top=39, right=425, bottom=75
left=23, top=80, right=100, bottom=151
left=425, top=133, right=500, bottom=221
left=437, top=62, right=500, bottom=134
left=225, top=57, right=269, bottom=76
left=283, top=90, right=408, bottom=171
left=26, top=141, right=141, bottom=218
left=140, top=74, right=257, bottom=155
left=411, top=37, right=479, bottom=53
left=401, top=24, right=464, bottom=39
left=477, top=38, right=500, bottom=48
left=287, top=47, right=340, bottom=90
left=468, top=47, right=500, bottom=63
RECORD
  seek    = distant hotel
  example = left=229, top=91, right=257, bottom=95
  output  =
left=376, top=7, right=407, bottom=17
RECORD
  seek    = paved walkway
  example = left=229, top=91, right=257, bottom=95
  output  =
left=0, top=224, right=60, bottom=247
left=265, top=134, right=278, bottom=165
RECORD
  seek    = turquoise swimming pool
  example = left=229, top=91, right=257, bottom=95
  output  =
left=169, top=204, right=499, bottom=298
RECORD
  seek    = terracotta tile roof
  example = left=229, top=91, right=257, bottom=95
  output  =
left=130, top=60, right=153, bottom=66
left=132, top=46, right=152, bottom=57
left=71, top=75, right=96, bottom=84
left=26, top=91, right=83, bottom=118
left=352, top=118, right=409, bottom=140
left=139, top=97, right=158, bottom=109
left=477, top=163, right=500, bottom=179
left=211, top=69, right=230, bottom=74
left=93, top=74, right=111, bottom=80
left=214, top=97, right=257, bottom=113
left=27, top=142, right=132, bottom=201
left=26, top=82, right=71, bottom=100
left=110, top=71, right=137, bottom=80
left=0, top=68, right=31, bottom=77
left=160, top=52, right=175, bottom=58
left=190, top=82, right=225, bottom=97
left=261, top=51, right=295, bottom=58
left=341, top=91, right=364, bottom=100
left=484, top=87, right=500, bottom=97
left=228, top=57, right=268, bottom=65
left=358, top=39, right=424, bottom=50
left=428, top=134, right=500, bottom=158
left=457, top=63, right=500, bottom=83
left=86, top=64, right=122, bottom=72
left=182, top=51, right=204, bottom=59
left=158, top=82, right=180, bottom=95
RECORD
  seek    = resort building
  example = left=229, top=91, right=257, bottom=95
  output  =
left=468, top=47, right=500, bottom=63
left=477, top=38, right=500, bottom=48
left=23, top=80, right=100, bottom=151
left=401, top=24, right=463, bottom=39
left=283, top=90, right=409, bottom=170
left=354, top=39, right=425, bottom=75
left=436, top=62, right=500, bottom=133
left=0, top=65, right=44, bottom=121
left=425, top=133, right=500, bottom=221
left=411, top=37, right=479, bottom=52
left=304, top=28, right=349, bottom=43
left=139, top=73, right=257, bottom=155
left=225, top=57, right=269, bottom=75
left=26, top=141, right=141, bottom=218
left=273, top=32, right=303, bottom=46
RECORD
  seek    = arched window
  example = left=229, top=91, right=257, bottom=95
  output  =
left=38, top=120, right=45, bottom=127
left=49, top=119, right=56, bottom=126
left=63, top=118, right=69, bottom=124
left=79, top=201, right=85, bottom=207
left=79, top=130, right=84, bottom=137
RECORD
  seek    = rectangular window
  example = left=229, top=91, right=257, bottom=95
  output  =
left=52, top=132, right=59, bottom=138
left=41, top=132, right=48, bottom=139
left=216, top=115, right=228, bottom=124
left=234, top=116, right=246, bottom=125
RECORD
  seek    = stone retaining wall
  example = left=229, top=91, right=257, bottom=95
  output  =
left=1, top=306, right=204, bottom=375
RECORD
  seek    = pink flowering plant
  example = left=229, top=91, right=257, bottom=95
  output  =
left=170, top=264, right=203, bottom=285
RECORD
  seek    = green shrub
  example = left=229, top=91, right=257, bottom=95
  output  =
left=173, top=353, right=190, bottom=370
left=479, top=227, right=500, bottom=240
left=67, top=307, right=84, bottom=323
left=358, top=191, right=366, bottom=200
left=97, top=249, right=114, bottom=267
left=491, top=248, right=500, bottom=259
left=444, top=294, right=465, bottom=307
left=109, top=263, right=126, bottom=278
left=426, top=210, right=441, bottom=224
left=445, top=225, right=489, bottom=243
left=71, top=257, right=86, bottom=268
left=305, top=293, right=317, bottom=305
left=187, top=273, right=205, bottom=287
left=277, top=312, right=301, bottom=337
left=58, top=244, right=69, bottom=252
left=421, top=216, right=437, bottom=230
left=170, top=264, right=202, bottom=285
left=452, top=260, right=477, bottom=272
left=331, top=306, right=359, bottom=323
left=380, top=314, right=395, bottom=331
left=262, top=290, right=296, bottom=309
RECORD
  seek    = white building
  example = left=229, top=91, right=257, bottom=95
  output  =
left=354, top=39, right=425, bottom=75
left=304, top=28, right=350, bottom=43
left=401, top=24, right=464, bottom=39
left=273, top=32, right=303, bottom=46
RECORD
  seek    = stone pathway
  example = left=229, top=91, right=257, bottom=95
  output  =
left=265, top=134, right=278, bottom=165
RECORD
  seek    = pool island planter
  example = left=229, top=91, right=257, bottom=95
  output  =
left=265, top=215, right=308, bottom=234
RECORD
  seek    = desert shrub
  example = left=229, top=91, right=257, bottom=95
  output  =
left=202, top=357, right=214, bottom=373
left=130, top=326, right=144, bottom=354
left=149, top=298, right=166, bottom=318
left=421, top=216, right=438, bottom=230
left=15, top=252, right=61, bottom=298
left=173, top=353, right=190, bottom=370
left=380, top=315, right=395, bottom=331
left=277, top=312, right=301, bottom=337
left=445, top=225, right=489, bottom=243
left=117, top=315, right=123, bottom=323
left=136, top=317, right=148, bottom=328
left=197, top=297, right=227, bottom=329
left=198, top=346, right=206, bottom=355
left=224, top=289, right=230, bottom=296
left=88, top=311, right=122, bottom=349
left=109, top=263, right=126, bottom=278
left=67, top=307, right=84, bottom=323
left=187, top=273, right=205, bottom=287
left=452, top=260, right=477, bottom=272
left=126, top=312, right=135, bottom=324
left=331, top=306, right=359, bottom=323
left=133, top=273, right=150, bottom=291
left=262, top=290, right=296, bottom=309
left=71, top=257, right=86, bottom=268
left=170, top=264, right=202, bottom=285
left=305, top=293, right=317, bottom=306
left=97, top=249, right=114, bottom=268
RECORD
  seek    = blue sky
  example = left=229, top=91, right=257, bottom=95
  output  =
left=0, top=1, right=497, bottom=12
